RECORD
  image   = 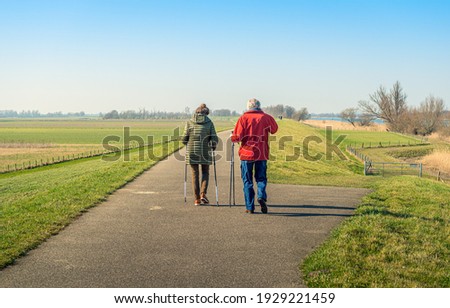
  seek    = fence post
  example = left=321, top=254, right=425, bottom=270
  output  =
left=419, top=163, right=423, bottom=177
left=364, top=160, right=367, bottom=176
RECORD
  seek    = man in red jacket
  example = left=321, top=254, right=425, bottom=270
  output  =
left=231, top=98, right=278, bottom=214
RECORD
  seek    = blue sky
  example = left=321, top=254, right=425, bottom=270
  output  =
left=0, top=0, right=449, bottom=113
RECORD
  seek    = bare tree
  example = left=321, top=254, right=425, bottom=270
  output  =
left=284, top=105, right=296, bottom=119
left=264, top=104, right=285, bottom=117
left=358, top=113, right=376, bottom=126
left=417, top=95, right=446, bottom=135
left=340, top=108, right=358, bottom=127
left=293, top=107, right=310, bottom=121
left=359, top=81, right=408, bottom=131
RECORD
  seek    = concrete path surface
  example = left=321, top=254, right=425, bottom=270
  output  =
left=0, top=132, right=369, bottom=287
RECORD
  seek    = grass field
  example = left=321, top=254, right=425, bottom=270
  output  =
left=0, top=118, right=235, bottom=172
left=267, top=120, right=449, bottom=287
left=301, top=177, right=449, bottom=287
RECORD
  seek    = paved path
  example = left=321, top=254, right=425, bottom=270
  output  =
left=0, top=132, right=369, bottom=287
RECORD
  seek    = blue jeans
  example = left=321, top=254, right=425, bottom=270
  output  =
left=240, top=160, right=267, bottom=211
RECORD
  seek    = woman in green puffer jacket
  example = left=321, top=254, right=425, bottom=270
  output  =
left=182, top=104, right=218, bottom=205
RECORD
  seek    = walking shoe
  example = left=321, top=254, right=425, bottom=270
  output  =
left=200, top=194, right=209, bottom=204
left=194, top=199, right=201, bottom=206
left=245, top=209, right=254, bottom=214
left=258, top=198, right=268, bottom=214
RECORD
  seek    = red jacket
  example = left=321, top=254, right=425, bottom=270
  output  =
left=231, top=109, right=278, bottom=161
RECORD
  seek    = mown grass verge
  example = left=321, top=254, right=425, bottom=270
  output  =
left=268, top=120, right=449, bottom=287
left=301, top=177, right=449, bottom=287
left=0, top=142, right=182, bottom=269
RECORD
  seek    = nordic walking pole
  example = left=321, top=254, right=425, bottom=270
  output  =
left=229, top=141, right=235, bottom=207
left=232, top=142, right=235, bottom=206
left=184, top=157, right=187, bottom=204
left=212, top=148, right=219, bottom=206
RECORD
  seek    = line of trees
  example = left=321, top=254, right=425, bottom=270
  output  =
left=102, top=107, right=241, bottom=119
left=0, top=110, right=86, bottom=118
left=342, top=81, right=447, bottom=135
left=210, top=109, right=240, bottom=117
left=263, top=104, right=310, bottom=121
left=102, top=108, right=192, bottom=120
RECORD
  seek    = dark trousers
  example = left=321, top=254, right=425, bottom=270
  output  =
left=240, top=160, right=268, bottom=211
left=190, top=164, right=210, bottom=200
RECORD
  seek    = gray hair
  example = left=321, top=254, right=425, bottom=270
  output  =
left=247, top=98, right=261, bottom=110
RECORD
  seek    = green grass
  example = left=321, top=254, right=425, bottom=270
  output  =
left=325, top=130, right=422, bottom=148
left=386, top=147, right=435, bottom=159
left=267, top=120, right=449, bottom=287
left=0, top=118, right=234, bottom=171
left=0, top=119, right=196, bottom=144
left=0, top=142, right=182, bottom=268
left=268, top=120, right=375, bottom=188
left=0, top=119, right=236, bottom=144
left=301, top=177, right=450, bottom=287
left=355, top=145, right=433, bottom=163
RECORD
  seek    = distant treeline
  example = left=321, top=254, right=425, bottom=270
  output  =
left=102, top=108, right=240, bottom=119
left=0, top=110, right=87, bottom=118
left=263, top=104, right=311, bottom=121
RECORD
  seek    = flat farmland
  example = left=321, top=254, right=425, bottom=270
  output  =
left=0, top=118, right=234, bottom=171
